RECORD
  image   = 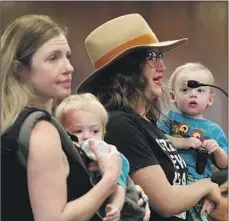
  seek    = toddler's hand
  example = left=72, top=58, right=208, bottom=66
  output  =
left=186, top=137, right=202, bottom=149
left=103, top=204, right=120, bottom=221
left=206, top=181, right=221, bottom=209
left=202, top=139, right=220, bottom=154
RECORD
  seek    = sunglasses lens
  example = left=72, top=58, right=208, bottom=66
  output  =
left=158, top=53, right=163, bottom=59
left=146, top=51, right=164, bottom=67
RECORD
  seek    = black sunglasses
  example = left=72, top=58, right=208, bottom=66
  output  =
left=145, top=51, right=164, bottom=68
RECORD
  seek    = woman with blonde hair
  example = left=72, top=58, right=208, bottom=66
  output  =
left=1, top=14, right=121, bottom=221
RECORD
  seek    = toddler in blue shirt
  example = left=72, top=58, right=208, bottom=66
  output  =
left=158, top=62, right=228, bottom=221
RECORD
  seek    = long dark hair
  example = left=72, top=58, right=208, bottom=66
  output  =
left=93, top=48, right=162, bottom=121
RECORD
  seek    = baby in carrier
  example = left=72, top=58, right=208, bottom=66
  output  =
left=55, top=93, right=150, bottom=221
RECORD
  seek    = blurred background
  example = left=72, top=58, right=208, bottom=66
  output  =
left=1, top=1, right=228, bottom=136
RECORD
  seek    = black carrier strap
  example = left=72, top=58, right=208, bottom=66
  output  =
left=1, top=108, right=44, bottom=155
left=16, top=108, right=88, bottom=173
left=16, top=109, right=51, bottom=168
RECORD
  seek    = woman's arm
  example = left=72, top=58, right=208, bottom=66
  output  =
left=28, top=120, right=121, bottom=221
left=131, top=164, right=221, bottom=218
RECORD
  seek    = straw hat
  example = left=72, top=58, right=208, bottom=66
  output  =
left=77, top=13, right=188, bottom=93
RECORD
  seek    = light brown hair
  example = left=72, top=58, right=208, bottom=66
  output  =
left=55, top=93, right=108, bottom=135
left=168, top=62, right=214, bottom=92
left=1, top=14, right=66, bottom=132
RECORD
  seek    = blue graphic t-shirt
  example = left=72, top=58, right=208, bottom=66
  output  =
left=158, top=110, right=228, bottom=179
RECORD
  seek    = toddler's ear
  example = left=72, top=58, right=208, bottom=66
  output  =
left=207, top=93, right=215, bottom=106
left=169, top=91, right=176, bottom=103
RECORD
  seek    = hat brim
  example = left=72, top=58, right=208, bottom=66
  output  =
left=77, top=38, right=188, bottom=93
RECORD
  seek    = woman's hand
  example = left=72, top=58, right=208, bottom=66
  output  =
left=206, top=182, right=221, bottom=209
left=90, top=140, right=121, bottom=182
left=142, top=202, right=151, bottom=221
left=135, top=185, right=151, bottom=221
left=88, top=161, right=100, bottom=172
left=200, top=198, right=215, bottom=214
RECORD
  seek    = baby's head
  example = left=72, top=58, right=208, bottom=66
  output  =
left=168, top=62, right=215, bottom=118
left=55, top=93, right=108, bottom=142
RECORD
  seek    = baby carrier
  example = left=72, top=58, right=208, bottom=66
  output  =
left=1, top=107, right=145, bottom=221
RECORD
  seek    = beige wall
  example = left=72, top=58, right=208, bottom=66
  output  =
left=1, top=1, right=228, bottom=136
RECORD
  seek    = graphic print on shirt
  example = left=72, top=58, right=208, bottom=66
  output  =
left=156, top=138, right=187, bottom=185
left=171, top=121, right=209, bottom=142
left=190, top=129, right=204, bottom=141
left=156, top=138, right=187, bottom=219
left=171, top=122, right=190, bottom=138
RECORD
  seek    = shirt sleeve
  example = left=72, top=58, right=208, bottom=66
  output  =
left=215, top=127, right=228, bottom=154
left=157, top=111, right=172, bottom=135
left=117, top=154, right=130, bottom=189
left=105, top=113, right=159, bottom=175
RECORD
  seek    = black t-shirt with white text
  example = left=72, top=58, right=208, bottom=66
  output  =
left=105, top=110, right=188, bottom=221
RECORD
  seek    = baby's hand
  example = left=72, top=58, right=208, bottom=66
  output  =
left=103, top=204, right=120, bottom=221
left=202, top=139, right=220, bottom=154
left=186, top=137, right=202, bottom=149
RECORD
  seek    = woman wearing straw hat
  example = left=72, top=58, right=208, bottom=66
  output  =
left=77, top=14, right=221, bottom=221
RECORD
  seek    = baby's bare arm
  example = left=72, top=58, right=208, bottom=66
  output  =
left=109, top=184, right=126, bottom=211
left=103, top=185, right=125, bottom=221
